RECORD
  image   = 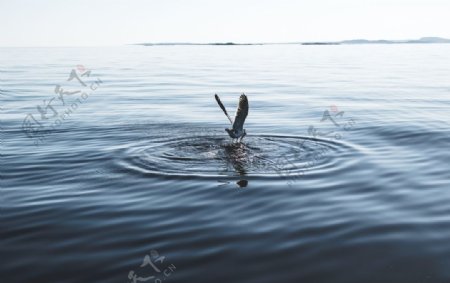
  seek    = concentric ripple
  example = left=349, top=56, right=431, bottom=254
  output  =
left=113, top=126, right=358, bottom=180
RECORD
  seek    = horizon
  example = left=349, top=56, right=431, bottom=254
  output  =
left=137, top=36, right=450, bottom=44
left=1, top=0, right=450, bottom=47
left=1, top=36, right=450, bottom=48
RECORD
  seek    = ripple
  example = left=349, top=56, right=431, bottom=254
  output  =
left=113, top=127, right=358, bottom=181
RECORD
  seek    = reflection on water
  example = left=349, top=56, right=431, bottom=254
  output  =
left=222, top=142, right=249, bottom=176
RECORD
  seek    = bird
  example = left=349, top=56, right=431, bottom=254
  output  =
left=214, top=93, right=249, bottom=142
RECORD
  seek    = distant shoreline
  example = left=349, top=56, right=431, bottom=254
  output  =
left=138, top=42, right=266, bottom=46
left=137, top=37, right=450, bottom=46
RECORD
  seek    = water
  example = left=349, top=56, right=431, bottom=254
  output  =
left=1, top=45, right=449, bottom=283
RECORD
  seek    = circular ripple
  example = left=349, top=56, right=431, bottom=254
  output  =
left=114, top=128, right=357, bottom=180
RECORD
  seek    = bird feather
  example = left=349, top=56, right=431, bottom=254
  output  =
left=232, top=94, right=249, bottom=132
left=215, top=94, right=233, bottom=124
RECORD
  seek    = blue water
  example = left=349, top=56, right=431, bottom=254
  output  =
left=1, top=45, right=450, bottom=283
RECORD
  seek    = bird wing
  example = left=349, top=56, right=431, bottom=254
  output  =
left=215, top=94, right=233, bottom=124
left=232, top=94, right=249, bottom=131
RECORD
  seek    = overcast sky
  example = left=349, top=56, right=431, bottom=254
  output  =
left=0, top=0, right=449, bottom=46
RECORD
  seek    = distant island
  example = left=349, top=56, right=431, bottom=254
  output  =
left=138, top=42, right=263, bottom=46
left=137, top=37, right=450, bottom=46
left=332, top=37, right=450, bottom=45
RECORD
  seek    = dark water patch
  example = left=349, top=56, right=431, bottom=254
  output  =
left=112, top=126, right=360, bottom=184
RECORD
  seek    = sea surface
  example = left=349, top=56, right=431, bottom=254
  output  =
left=1, top=44, right=449, bottom=283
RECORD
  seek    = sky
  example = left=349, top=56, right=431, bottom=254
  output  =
left=0, top=0, right=449, bottom=47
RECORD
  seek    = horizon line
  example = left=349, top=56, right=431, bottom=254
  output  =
left=2, top=36, right=450, bottom=48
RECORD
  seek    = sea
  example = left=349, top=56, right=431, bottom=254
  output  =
left=1, top=44, right=449, bottom=283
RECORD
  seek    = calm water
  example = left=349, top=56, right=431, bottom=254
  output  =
left=1, top=45, right=450, bottom=283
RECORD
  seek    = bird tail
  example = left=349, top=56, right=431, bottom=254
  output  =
left=215, top=94, right=233, bottom=124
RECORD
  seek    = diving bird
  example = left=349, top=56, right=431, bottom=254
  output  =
left=214, top=93, right=249, bottom=142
